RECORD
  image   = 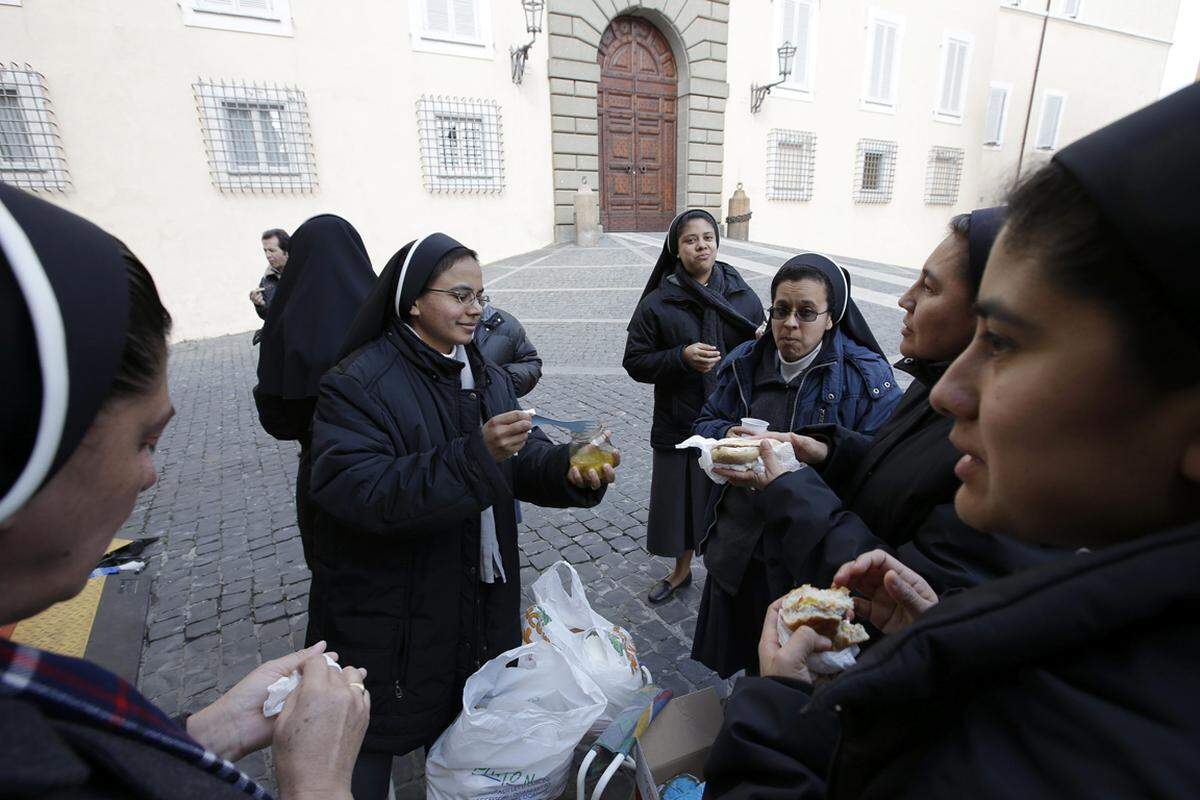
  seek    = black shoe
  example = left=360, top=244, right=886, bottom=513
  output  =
left=647, top=571, right=693, bottom=604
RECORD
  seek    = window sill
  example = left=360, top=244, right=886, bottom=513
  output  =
left=410, top=31, right=495, bottom=60
left=858, top=99, right=896, bottom=115
left=180, top=6, right=294, bottom=38
left=932, top=111, right=963, bottom=125
left=774, top=85, right=815, bottom=104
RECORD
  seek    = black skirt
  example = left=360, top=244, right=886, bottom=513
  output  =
left=646, top=448, right=711, bottom=558
left=691, top=558, right=773, bottom=678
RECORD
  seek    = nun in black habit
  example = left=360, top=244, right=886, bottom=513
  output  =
left=253, top=214, right=375, bottom=565
left=623, top=209, right=764, bottom=604
left=304, top=233, right=617, bottom=799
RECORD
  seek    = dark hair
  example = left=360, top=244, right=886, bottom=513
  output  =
left=428, top=246, right=479, bottom=285
left=1005, top=161, right=1197, bottom=390
left=771, top=263, right=834, bottom=306
left=107, top=246, right=172, bottom=400
left=262, top=228, right=290, bottom=253
left=674, top=210, right=717, bottom=249
left=944, top=212, right=982, bottom=297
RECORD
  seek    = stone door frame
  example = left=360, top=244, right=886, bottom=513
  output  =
left=547, top=0, right=730, bottom=242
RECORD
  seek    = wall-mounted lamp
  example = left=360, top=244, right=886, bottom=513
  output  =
left=750, top=42, right=797, bottom=113
left=510, top=0, right=545, bottom=85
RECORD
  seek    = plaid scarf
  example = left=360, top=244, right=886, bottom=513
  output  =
left=0, top=638, right=272, bottom=799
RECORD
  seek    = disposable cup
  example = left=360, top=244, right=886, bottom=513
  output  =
left=740, top=417, right=769, bottom=437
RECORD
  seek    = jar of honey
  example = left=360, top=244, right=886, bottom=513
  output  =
left=569, top=426, right=617, bottom=473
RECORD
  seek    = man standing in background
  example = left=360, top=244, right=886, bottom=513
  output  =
left=251, top=227, right=290, bottom=344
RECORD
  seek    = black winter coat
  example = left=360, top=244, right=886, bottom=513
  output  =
left=306, top=324, right=603, bottom=754
left=756, top=359, right=1059, bottom=596
left=623, top=263, right=764, bottom=449
left=705, top=521, right=1200, bottom=799
left=473, top=305, right=542, bottom=397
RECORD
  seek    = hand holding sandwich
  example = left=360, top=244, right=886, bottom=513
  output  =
left=712, top=439, right=787, bottom=490
left=833, top=550, right=938, bottom=634
left=758, top=598, right=833, bottom=683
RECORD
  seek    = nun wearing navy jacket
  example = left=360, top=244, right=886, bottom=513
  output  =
left=304, top=233, right=617, bottom=799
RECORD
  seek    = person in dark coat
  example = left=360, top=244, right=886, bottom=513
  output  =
left=624, top=209, right=764, bottom=604
left=690, top=254, right=901, bottom=677
left=714, top=209, right=1060, bottom=598
left=704, top=84, right=1200, bottom=798
left=253, top=215, right=375, bottom=567
left=305, top=232, right=618, bottom=800
left=474, top=303, right=542, bottom=397
left=0, top=183, right=368, bottom=799
left=251, top=227, right=289, bottom=344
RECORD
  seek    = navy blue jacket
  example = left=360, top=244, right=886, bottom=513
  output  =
left=693, top=330, right=900, bottom=555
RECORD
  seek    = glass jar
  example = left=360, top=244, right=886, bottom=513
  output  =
left=568, top=425, right=617, bottom=472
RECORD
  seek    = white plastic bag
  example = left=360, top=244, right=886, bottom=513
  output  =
left=776, top=614, right=860, bottom=675
left=675, top=435, right=803, bottom=485
left=425, top=641, right=606, bottom=800
left=522, top=561, right=651, bottom=733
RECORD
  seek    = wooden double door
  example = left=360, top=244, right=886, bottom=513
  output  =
left=597, top=16, right=678, bottom=232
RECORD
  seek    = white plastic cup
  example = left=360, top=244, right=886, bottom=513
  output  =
left=740, top=417, right=769, bottom=437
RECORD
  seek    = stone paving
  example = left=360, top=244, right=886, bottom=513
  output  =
left=122, top=233, right=913, bottom=796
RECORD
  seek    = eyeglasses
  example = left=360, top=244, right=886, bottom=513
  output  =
left=425, top=288, right=490, bottom=307
left=766, top=304, right=830, bottom=323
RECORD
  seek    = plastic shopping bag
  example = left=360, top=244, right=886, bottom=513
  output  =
left=523, top=561, right=651, bottom=733
left=425, top=640, right=606, bottom=800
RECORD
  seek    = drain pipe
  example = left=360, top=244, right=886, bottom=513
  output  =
left=1015, top=0, right=1053, bottom=181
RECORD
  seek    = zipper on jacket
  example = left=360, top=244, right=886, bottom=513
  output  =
left=393, top=558, right=414, bottom=700
left=789, top=359, right=835, bottom=430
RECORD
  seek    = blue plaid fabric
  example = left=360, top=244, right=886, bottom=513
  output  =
left=0, top=638, right=272, bottom=799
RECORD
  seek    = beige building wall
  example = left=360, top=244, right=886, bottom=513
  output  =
left=980, top=0, right=1177, bottom=200
left=1, top=0, right=556, bottom=341
left=724, top=0, right=1000, bottom=268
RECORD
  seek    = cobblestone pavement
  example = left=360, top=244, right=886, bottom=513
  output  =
left=125, top=234, right=912, bottom=796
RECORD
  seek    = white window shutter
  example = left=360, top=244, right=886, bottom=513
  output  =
left=778, top=0, right=797, bottom=54
left=425, top=0, right=452, bottom=35
left=868, top=21, right=888, bottom=100
left=878, top=23, right=897, bottom=102
left=792, top=3, right=810, bottom=86
left=984, top=85, right=1007, bottom=144
left=452, top=0, right=478, bottom=38
left=939, top=38, right=968, bottom=116
left=1036, top=94, right=1064, bottom=148
left=235, top=0, right=273, bottom=12
left=196, top=0, right=236, bottom=9
left=1063, top=0, right=1082, bottom=18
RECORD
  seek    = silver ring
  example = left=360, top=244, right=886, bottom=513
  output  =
left=348, top=682, right=366, bottom=693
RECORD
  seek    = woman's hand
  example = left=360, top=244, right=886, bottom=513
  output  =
left=483, top=410, right=533, bottom=462
left=187, top=641, right=337, bottom=762
left=273, top=654, right=370, bottom=800
left=789, top=433, right=829, bottom=466
left=713, top=440, right=786, bottom=490
left=682, top=342, right=722, bottom=374
left=833, top=550, right=938, bottom=635
left=758, top=598, right=832, bottom=684
left=568, top=442, right=621, bottom=490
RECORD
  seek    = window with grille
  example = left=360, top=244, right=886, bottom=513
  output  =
left=766, top=129, right=816, bottom=201
left=193, top=79, right=316, bottom=193
left=0, top=64, right=69, bottom=192
left=983, top=83, right=1010, bottom=146
left=935, top=33, right=972, bottom=120
left=417, top=96, right=503, bottom=193
left=776, top=0, right=816, bottom=93
left=863, top=8, right=903, bottom=110
left=1035, top=90, right=1066, bottom=150
left=854, top=139, right=897, bottom=203
left=925, top=146, right=964, bottom=205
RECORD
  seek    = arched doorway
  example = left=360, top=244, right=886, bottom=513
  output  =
left=597, top=16, right=678, bottom=232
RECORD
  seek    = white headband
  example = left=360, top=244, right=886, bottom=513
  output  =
left=0, top=196, right=69, bottom=522
left=393, top=234, right=431, bottom=318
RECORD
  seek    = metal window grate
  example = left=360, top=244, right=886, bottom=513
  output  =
left=853, top=138, right=897, bottom=204
left=924, top=145, right=964, bottom=205
left=416, top=95, right=504, bottom=194
left=193, top=78, right=317, bottom=194
left=0, top=64, right=70, bottom=192
left=766, top=128, right=816, bottom=201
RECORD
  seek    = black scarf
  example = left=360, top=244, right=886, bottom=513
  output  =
left=1053, top=83, right=1200, bottom=345
left=0, top=183, right=130, bottom=520
left=338, top=232, right=466, bottom=361
left=639, top=208, right=722, bottom=300
left=256, top=214, right=375, bottom=399
left=672, top=263, right=757, bottom=396
left=777, top=253, right=886, bottom=357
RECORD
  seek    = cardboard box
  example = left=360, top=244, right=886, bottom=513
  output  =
left=633, top=687, right=724, bottom=800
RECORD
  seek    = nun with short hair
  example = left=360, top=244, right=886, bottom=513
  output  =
left=305, top=233, right=616, bottom=800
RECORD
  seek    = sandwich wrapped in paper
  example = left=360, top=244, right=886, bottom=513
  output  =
left=675, top=435, right=803, bottom=485
left=776, top=585, right=870, bottom=675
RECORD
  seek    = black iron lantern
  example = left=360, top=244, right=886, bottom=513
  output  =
left=511, top=0, right=545, bottom=84
left=751, top=41, right=798, bottom=113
